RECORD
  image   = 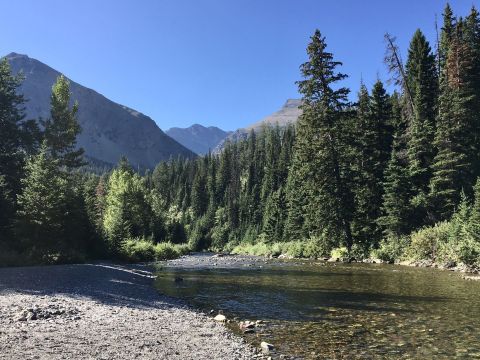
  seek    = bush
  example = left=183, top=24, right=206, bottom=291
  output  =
left=330, top=246, right=348, bottom=259
left=120, top=238, right=191, bottom=262
left=121, top=237, right=156, bottom=262
left=407, top=222, right=451, bottom=261
left=371, top=236, right=409, bottom=263
left=154, top=242, right=191, bottom=260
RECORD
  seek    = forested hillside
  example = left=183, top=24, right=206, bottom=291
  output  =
left=1, top=4, right=479, bottom=268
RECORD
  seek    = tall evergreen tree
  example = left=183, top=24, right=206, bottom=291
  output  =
left=430, top=22, right=477, bottom=220
left=439, top=3, right=455, bottom=77
left=15, top=143, right=69, bottom=261
left=378, top=93, right=414, bottom=236
left=351, top=81, right=392, bottom=246
left=405, top=30, right=438, bottom=201
left=43, top=75, right=85, bottom=169
left=286, top=30, right=353, bottom=249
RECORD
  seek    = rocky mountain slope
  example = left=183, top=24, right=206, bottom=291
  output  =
left=214, top=99, right=301, bottom=151
left=6, top=53, right=195, bottom=169
left=166, top=124, right=231, bottom=155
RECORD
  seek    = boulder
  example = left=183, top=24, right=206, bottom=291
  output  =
left=260, top=341, right=274, bottom=354
left=214, top=314, right=226, bottom=322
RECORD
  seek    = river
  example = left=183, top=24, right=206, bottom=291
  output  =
left=155, top=254, right=480, bottom=359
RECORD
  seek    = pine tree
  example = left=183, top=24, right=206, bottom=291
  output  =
left=286, top=30, right=353, bottom=248
left=43, top=75, right=85, bottom=169
left=191, top=164, right=208, bottom=217
left=405, top=29, right=438, bottom=206
left=0, top=58, right=29, bottom=243
left=439, top=3, right=455, bottom=77
left=351, top=81, right=392, bottom=246
left=378, top=93, right=414, bottom=236
left=430, top=22, right=477, bottom=220
left=16, top=143, right=69, bottom=260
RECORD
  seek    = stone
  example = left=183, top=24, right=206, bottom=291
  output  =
left=260, top=341, right=274, bottom=354
left=214, top=314, right=226, bottom=322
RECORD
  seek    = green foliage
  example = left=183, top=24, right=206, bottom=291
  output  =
left=371, top=236, right=410, bottom=263
left=43, top=75, right=85, bottom=169
left=6, top=7, right=480, bottom=270
left=330, top=247, right=349, bottom=259
left=286, top=29, right=353, bottom=249
left=120, top=237, right=191, bottom=263
left=407, top=222, right=450, bottom=261
left=15, top=143, right=69, bottom=261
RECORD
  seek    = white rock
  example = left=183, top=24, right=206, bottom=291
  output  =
left=214, top=314, right=226, bottom=322
left=260, top=341, right=274, bottom=353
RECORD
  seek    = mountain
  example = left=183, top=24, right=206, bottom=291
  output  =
left=5, top=53, right=195, bottom=169
left=214, top=99, right=302, bottom=151
left=166, top=124, right=231, bottom=155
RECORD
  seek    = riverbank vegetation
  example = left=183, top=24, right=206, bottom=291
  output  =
left=1, top=3, right=479, bottom=269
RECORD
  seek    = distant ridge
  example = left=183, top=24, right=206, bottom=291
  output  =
left=5, top=52, right=195, bottom=169
left=166, top=124, right=231, bottom=155
left=214, top=99, right=302, bottom=152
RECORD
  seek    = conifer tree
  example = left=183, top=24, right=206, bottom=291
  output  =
left=351, top=81, right=392, bottom=246
left=43, top=75, right=85, bottom=169
left=16, top=143, right=69, bottom=260
left=405, top=29, right=438, bottom=205
left=286, top=29, right=353, bottom=248
left=439, top=3, right=455, bottom=77
left=430, top=22, right=477, bottom=220
left=378, top=93, right=413, bottom=236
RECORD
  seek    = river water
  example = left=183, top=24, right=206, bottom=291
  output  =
left=154, top=254, right=480, bottom=359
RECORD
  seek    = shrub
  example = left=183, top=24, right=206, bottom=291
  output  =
left=406, top=222, right=450, bottom=261
left=371, top=236, right=409, bottom=263
left=154, top=242, right=191, bottom=260
left=121, top=237, right=156, bottom=262
left=120, top=238, right=191, bottom=262
left=330, top=246, right=348, bottom=259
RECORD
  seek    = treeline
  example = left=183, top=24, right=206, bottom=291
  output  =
left=1, top=3, right=479, bottom=268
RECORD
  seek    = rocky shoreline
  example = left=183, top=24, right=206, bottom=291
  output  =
left=0, top=263, right=263, bottom=360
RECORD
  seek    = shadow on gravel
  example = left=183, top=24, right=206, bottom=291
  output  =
left=0, top=263, right=181, bottom=309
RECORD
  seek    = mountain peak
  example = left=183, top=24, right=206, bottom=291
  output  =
left=284, top=99, right=302, bottom=108
left=5, top=52, right=30, bottom=60
left=6, top=53, right=195, bottom=168
left=166, top=125, right=230, bottom=155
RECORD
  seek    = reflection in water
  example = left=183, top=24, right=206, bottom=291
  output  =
left=155, top=261, right=480, bottom=359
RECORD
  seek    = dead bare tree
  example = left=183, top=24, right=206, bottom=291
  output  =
left=384, top=33, right=415, bottom=117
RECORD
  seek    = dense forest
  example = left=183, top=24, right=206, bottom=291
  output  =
left=1, top=3, right=479, bottom=268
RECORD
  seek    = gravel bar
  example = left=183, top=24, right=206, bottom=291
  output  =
left=0, top=262, right=261, bottom=360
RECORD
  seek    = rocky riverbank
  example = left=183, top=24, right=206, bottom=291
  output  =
left=0, top=263, right=262, bottom=360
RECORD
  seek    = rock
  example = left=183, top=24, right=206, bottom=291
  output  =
left=463, top=275, right=480, bottom=281
left=27, top=311, right=37, bottom=321
left=255, top=320, right=264, bottom=326
left=209, top=309, right=215, bottom=315
left=214, top=314, right=226, bottom=322
left=240, top=321, right=255, bottom=329
left=243, top=328, right=255, bottom=334
left=260, top=341, right=274, bottom=354
left=327, top=257, right=340, bottom=263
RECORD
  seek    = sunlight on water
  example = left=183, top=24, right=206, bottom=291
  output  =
left=155, top=260, right=480, bottom=359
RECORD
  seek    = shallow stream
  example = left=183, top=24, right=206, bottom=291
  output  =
left=155, top=254, right=480, bottom=359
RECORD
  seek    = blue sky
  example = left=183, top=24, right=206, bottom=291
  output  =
left=1, top=0, right=477, bottom=131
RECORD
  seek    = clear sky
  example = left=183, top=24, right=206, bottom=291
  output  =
left=1, top=0, right=477, bottom=131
